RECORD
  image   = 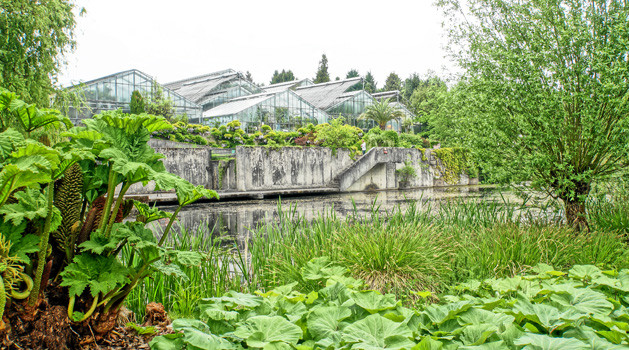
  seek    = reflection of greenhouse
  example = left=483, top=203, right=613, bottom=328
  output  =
left=68, top=68, right=415, bottom=131
left=67, top=69, right=201, bottom=124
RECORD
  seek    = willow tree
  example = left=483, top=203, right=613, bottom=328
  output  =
left=438, top=0, right=629, bottom=228
left=0, top=0, right=77, bottom=107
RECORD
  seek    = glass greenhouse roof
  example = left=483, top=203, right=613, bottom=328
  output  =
left=165, top=70, right=262, bottom=110
left=261, top=79, right=314, bottom=94
left=202, top=89, right=329, bottom=131
left=294, top=77, right=362, bottom=110
left=67, top=69, right=201, bottom=124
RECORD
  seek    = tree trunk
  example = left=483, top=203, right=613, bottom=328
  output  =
left=560, top=180, right=591, bottom=231
left=564, top=198, right=589, bottom=232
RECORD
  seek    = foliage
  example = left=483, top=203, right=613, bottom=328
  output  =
left=314, top=118, right=362, bottom=154
left=359, top=98, right=406, bottom=130
left=383, top=72, right=402, bottom=92
left=0, top=0, right=77, bottom=107
left=144, top=82, right=175, bottom=121
left=151, top=259, right=629, bottom=349
left=409, top=75, right=447, bottom=122
left=270, top=69, right=296, bottom=84
left=247, top=200, right=627, bottom=302
left=433, top=147, right=478, bottom=184
left=396, top=160, right=417, bottom=182
left=314, top=54, right=330, bottom=84
left=0, top=89, right=217, bottom=336
left=438, top=0, right=629, bottom=228
left=129, top=90, right=145, bottom=115
left=346, top=69, right=362, bottom=92
left=402, top=73, right=421, bottom=102
left=363, top=71, right=377, bottom=93
left=154, top=121, right=211, bottom=146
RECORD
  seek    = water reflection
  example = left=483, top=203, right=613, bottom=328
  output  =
left=155, top=186, right=507, bottom=240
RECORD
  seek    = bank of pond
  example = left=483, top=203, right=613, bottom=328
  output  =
left=132, top=192, right=629, bottom=349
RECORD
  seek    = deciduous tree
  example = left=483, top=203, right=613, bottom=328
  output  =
left=0, top=0, right=77, bottom=107
left=439, top=0, right=629, bottom=228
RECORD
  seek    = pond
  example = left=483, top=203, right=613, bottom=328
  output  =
left=153, top=185, right=513, bottom=242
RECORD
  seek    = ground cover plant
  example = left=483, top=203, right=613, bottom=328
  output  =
left=0, top=88, right=217, bottom=348
left=150, top=258, right=629, bottom=349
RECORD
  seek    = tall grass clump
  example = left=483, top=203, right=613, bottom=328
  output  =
left=245, top=197, right=628, bottom=300
left=450, top=223, right=628, bottom=282
left=124, top=223, right=245, bottom=319
left=588, top=175, right=629, bottom=235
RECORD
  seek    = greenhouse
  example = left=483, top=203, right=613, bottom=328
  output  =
left=165, top=69, right=262, bottom=111
left=202, top=89, right=329, bottom=131
left=67, top=69, right=201, bottom=124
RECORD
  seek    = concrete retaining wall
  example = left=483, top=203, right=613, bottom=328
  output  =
left=235, top=147, right=354, bottom=191
left=127, top=142, right=477, bottom=195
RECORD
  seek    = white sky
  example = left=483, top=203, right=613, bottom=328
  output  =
left=59, top=0, right=454, bottom=88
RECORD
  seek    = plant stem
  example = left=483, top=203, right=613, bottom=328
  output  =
left=27, top=183, right=54, bottom=306
left=105, top=181, right=131, bottom=236
left=99, top=165, right=117, bottom=232
left=158, top=205, right=182, bottom=246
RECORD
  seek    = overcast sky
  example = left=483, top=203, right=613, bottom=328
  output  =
left=59, top=0, right=454, bottom=88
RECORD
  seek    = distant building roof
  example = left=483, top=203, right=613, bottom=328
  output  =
left=165, top=69, right=262, bottom=107
left=371, top=90, right=401, bottom=101
left=294, top=77, right=362, bottom=110
left=164, top=69, right=236, bottom=90
left=261, top=78, right=313, bottom=94
left=202, top=91, right=277, bottom=117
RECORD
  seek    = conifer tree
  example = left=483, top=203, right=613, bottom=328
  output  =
left=314, top=54, right=330, bottom=83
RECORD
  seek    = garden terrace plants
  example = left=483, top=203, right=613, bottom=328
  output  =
left=0, top=88, right=217, bottom=348
left=150, top=258, right=629, bottom=349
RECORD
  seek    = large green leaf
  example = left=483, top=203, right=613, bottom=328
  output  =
left=569, top=265, right=603, bottom=280
left=59, top=253, right=130, bottom=297
left=351, top=290, right=399, bottom=313
left=549, top=288, right=613, bottom=317
left=233, top=315, right=303, bottom=348
left=514, top=333, right=588, bottom=350
left=457, top=308, right=515, bottom=328
left=306, top=305, right=352, bottom=340
left=0, top=187, right=49, bottom=225
left=0, top=128, right=24, bottom=160
left=342, top=314, right=415, bottom=350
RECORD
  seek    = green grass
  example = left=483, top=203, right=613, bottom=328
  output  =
left=124, top=224, right=247, bottom=319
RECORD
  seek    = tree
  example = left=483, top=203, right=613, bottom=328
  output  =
left=359, top=98, right=406, bottom=130
left=403, top=73, right=421, bottom=102
left=0, top=0, right=77, bottom=107
left=346, top=69, right=359, bottom=78
left=245, top=71, right=253, bottom=83
left=314, top=54, right=330, bottom=83
left=439, top=0, right=629, bottom=228
left=346, top=69, right=362, bottom=92
left=383, top=72, right=402, bottom=92
left=145, top=82, right=174, bottom=120
left=129, top=90, right=145, bottom=114
left=270, top=69, right=296, bottom=84
left=363, top=72, right=377, bottom=93
left=410, top=76, right=447, bottom=119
